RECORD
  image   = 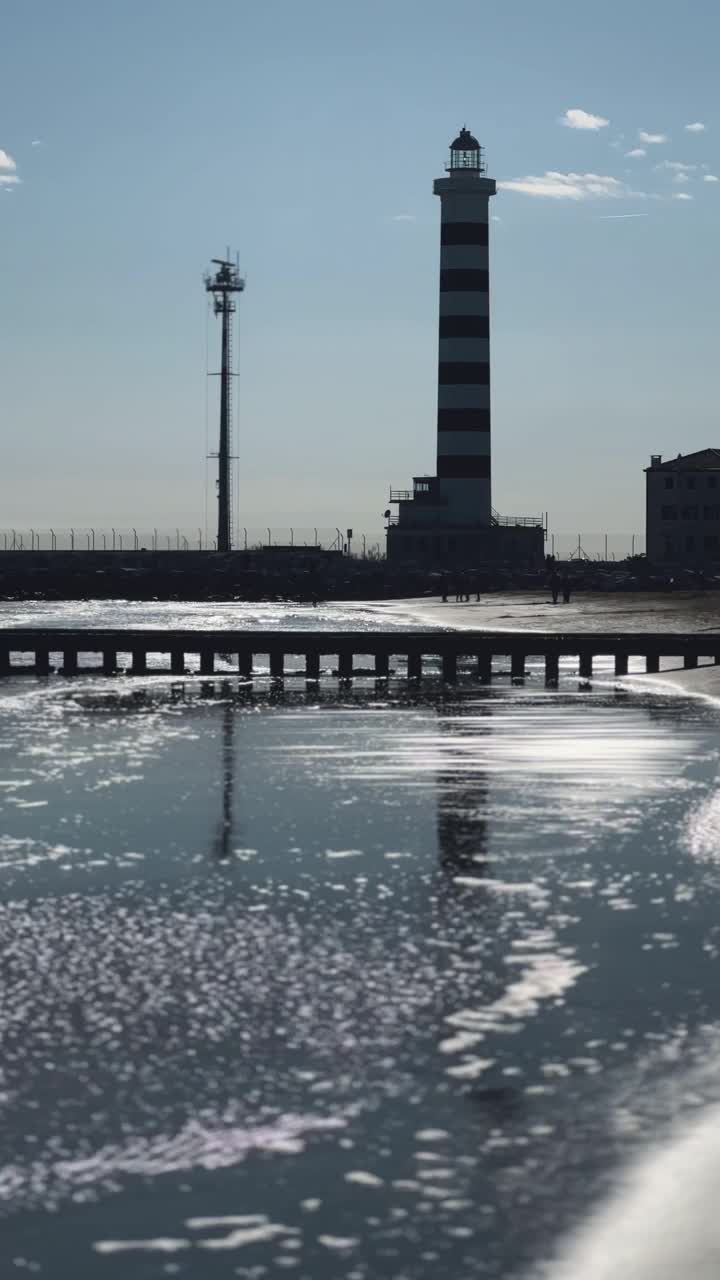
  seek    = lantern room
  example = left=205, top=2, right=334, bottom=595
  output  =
left=447, top=126, right=485, bottom=172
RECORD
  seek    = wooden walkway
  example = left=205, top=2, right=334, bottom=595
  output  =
left=0, top=628, right=718, bottom=683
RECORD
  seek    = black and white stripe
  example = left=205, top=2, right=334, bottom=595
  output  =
left=433, top=174, right=496, bottom=523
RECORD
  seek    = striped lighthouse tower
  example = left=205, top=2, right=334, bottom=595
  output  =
left=433, top=127, right=496, bottom=525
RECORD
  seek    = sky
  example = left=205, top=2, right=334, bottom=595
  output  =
left=2, top=0, right=720, bottom=542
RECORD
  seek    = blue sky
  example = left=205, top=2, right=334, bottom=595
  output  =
left=2, top=0, right=719, bottom=540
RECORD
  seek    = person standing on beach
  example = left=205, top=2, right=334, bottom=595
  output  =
left=562, top=577, right=572, bottom=604
left=550, top=574, right=560, bottom=605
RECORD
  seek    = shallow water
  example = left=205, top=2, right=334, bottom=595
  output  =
left=2, top=602, right=720, bottom=1276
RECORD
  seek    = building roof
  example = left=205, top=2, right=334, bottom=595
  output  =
left=647, top=448, right=720, bottom=471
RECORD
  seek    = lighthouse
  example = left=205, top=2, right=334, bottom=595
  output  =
left=387, top=127, right=544, bottom=568
left=434, top=127, right=494, bottom=525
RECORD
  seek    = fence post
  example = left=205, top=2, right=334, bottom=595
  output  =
left=51, top=529, right=56, bottom=551
left=102, top=533, right=106, bottom=551
left=133, top=528, right=138, bottom=551
left=198, top=527, right=202, bottom=551
left=11, top=530, right=16, bottom=551
left=86, top=533, right=90, bottom=551
left=70, top=528, right=75, bottom=552
left=243, top=528, right=247, bottom=551
left=153, top=528, right=158, bottom=552
left=112, top=528, right=116, bottom=552
left=118, top=534, right=123, bottom=552
left=176, top=528, right=180, bottom=550
left=91, top=528, right=95, bottom=550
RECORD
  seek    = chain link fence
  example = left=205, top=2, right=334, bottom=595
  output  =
left=0, top=527, right=387, bottom=557
left=0, top=527, right=645, bottom=561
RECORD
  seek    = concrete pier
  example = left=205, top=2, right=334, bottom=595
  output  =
left=0, top=628, right=716, bottom=684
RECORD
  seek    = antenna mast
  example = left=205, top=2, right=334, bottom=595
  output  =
left=204, top=254, right=245, bottom=553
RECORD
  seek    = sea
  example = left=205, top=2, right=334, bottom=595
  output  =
left=2, top=598, right=720, bottom=1278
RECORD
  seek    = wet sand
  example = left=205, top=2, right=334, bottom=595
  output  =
left=373, top=590, right=720, bottom=635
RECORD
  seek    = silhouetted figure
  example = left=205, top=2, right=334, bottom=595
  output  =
left=441, top=576, right=449, bottom=603
left=562, top=577, right=572, bottom=604
left=550, top=574, right=560, bottom=605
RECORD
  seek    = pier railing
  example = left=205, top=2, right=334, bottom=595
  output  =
left=0, top=628, right=716, bottom=684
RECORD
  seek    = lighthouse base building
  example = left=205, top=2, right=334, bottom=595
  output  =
left=387, top=128, right=544, bottom=570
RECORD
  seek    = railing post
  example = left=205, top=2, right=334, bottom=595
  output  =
left=238, top=650, right=253, bottom=679
left=579, top=652, right=593, bottom=680
left=545, top=653, right=559, bottom=685
left=338, top=650, right=353, bottom=681
left=131, top=648, right=147, bottom=675
left=407, top=652, right=421, bottom=680
left=684, top=653, right=698, bottom=670
left=615, top=653, right=628, bottom=676
left=200, top=649, right=214, bottom=675
left=306, top=651, right=320, bottom=681
left=646, top=654, right=659, bottom=673
left=375, top=652, right=389, bottom=679
left=0, top=646, right=10, bottom=675
left=70, top=528, right=75, bottom=552
left=511, top=652, right=525, bottom=680
left=35, top=645, right=50, bottom=675
left=442, top=652, right=457, bottom=683
left=477, top=651, right=492, bottom=683
left=270, top=650, right=284, bottom=679
left=63, top=647, right=78, bottom=676
left=170, top=649, right=185, bottom=675
left=103, top=649, right=117, bottom=675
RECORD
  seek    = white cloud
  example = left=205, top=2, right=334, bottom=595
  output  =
left=658, top=160, right=696, bottom=172
left=704, top=174, right=719, bottom=183
left=625, top=148, right=646, bottom=158
left=30, top=139, right=42, bottom=147
left=0, top=149, right=17, bottom=171
left=594, top=213, right=649, bottom=220
left=0, top=175, right=20, bottom=185
left=491, top=215, right=501, bottom=222
left=639, top=130, right=668, bottom=144
left=673, top=192, right=693, bottom=201
left=499, top=171, right=634, bottom=200
left=673, top=172, right=690, bottom=184
left=390, top=214, right=416, bottom=222
left=561, top=108, right=609, bottom=131
left=685, top=122, right=705, bottom=132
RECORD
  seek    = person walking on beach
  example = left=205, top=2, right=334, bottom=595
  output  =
left=562, top=577, right=572, bottom=604
left=550, top=574, right=560, bottom=605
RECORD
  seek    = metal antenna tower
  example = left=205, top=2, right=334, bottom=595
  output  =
left=204, top=253, right=245, bottom=553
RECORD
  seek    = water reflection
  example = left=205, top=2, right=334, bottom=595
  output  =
left=213, top=700, right=235, bottom=861
left=437, top=704, right=489, bottom=878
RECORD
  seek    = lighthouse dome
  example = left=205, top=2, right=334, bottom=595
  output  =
left=450, top=127, right=480, bottom=151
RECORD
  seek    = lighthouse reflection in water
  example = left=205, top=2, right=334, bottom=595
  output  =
left=1, top=673, right=719, bottom=1279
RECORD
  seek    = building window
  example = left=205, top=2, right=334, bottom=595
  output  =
left=681, top=505, right=698, bottom=520
left=661, top=505, right=677, bottom=520
left=709, top=477, right=718, bottom=490
left=686, top=535, right=695, bottom=552
left=686, top=477, right=696, bottom=490
left=664, top=539, right=674, bottom=560
left=703, top=505, right=720, bottom=520
left=404, top=537, right=415, bottom=553
left=704, top=535, right=719, bottom=551
left=664, top=477, right=674, bottom=489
